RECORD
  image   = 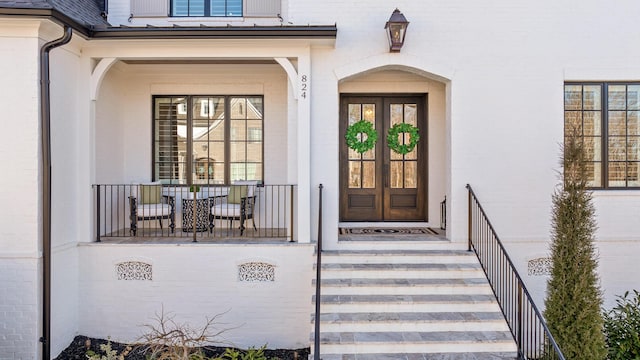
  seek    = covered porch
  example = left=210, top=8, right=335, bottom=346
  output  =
left=84, top=30, right=334, bottom=244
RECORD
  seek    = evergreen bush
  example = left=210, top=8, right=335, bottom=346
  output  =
left=604, top=290, right=640, bottom=359
left=543, top=130, right=607, bottom=359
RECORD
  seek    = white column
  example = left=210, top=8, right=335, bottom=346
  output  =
left=296, top=48, right=311, bottom=243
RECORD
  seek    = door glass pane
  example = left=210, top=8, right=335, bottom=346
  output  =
left=362, top=146, right=376, bottom=160
left=362, top=161, right=375, bottom=188
left=390, top=104, right=403, bottom=126
left=348, top=104, right=361, bottom=125
left=390, top=147, right=403, bottom=160
left=390, top=161, right=403, bottom=188
left=349, top=147, right=360, bottom=160
left=362, top=104, right=375, bottom=122
left=405, top=161, right=417, bottom=188
left=349, top=161, right=361, bottom=188
left=404, top=104, right=417, bottom=126
left=405, top=146, right=417, bottom=160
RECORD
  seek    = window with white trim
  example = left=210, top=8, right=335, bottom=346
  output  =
left=564, top=83, right=640, bottom=188
left=153, top=96, right=263, bottom=185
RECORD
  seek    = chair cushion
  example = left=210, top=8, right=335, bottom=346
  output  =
left=233, top=180, right=259, bottom=197
left=227, top=185, right=247, bottom=204
left=140, top=183, right=162, bottom=205
left=211, top=203, right=243, bottom=217
left=137, top=203, right=172, bottom=218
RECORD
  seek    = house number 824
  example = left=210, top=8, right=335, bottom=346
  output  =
left=300, top=75, right=308, bottom=99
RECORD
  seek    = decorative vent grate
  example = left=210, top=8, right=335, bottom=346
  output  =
left=116, top=261, right=153, bottom=280
left=238, top=262, right=275, bottom=282
left=528, top=258, right=551, bottom=276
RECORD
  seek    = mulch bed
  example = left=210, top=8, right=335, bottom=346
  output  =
left=54, top=335, right=309, bottom=360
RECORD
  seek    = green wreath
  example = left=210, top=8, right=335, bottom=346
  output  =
left=387, top=123, right=420, bottom=155
left=345, top=120, right=378, bottom=154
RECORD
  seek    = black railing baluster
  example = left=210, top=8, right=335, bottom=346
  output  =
left=466, top=184, right=565, bottom=360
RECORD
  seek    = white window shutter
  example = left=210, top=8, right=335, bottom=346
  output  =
left=243, top=0, right=280, bottom=17
left=131, top=0, right=169, bottom=17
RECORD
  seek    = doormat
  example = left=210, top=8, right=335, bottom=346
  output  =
left=339, top=227, right=440, bottom=235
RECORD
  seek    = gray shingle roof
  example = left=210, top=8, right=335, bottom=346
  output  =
left=0, top=0, right=108, bottom=27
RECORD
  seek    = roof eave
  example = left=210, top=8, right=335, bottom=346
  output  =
left=0, top=8, right=337, bottom=41
left=90, top=25, right=337, bottom=40
left=0, top=7, right=93, bottom=37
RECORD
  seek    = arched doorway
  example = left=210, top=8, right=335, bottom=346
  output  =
left=338, top=68, right=447, bottom=224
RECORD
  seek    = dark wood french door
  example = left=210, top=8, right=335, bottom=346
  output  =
left=340, top=95, right=427, bottom=221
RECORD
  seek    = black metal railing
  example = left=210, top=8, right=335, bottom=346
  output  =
left=93, top=184, right=297, bottom=242
left=467, top=184, right=565, bottom=360
left=314, top=184, right=323, bottom=360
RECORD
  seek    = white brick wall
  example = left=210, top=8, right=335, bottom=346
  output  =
left=0, top=258, right=40, bottom=360
left=0, top=20, right=44, bottom=360
left=78, top=244, right=315, bottom=349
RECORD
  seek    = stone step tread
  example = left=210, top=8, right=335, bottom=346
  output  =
left=319, top=352, right=518, bottom=360
left=321, top=263, right=481, bottom=270
left=317, top=278, right=488, bottom=286
left=315, top=311, right=505, bottom=323
left=322, top=250, right=474, bottom=256
left=316, top=331, right=514, bottom=343
left=318, top=294, right=497, bottom=304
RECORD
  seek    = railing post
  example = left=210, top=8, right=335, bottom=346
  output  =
left=96, top=185, right=101, bottom=242
left=467, top=186, right=472, bottom=251
left=517, top=281, right=524, bottom=359
left=314, top=184, right=323, bottom=360
left=290, top=184, right=295, bottom=242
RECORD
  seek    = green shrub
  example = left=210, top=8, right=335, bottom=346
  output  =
left=215, top=346, right=275, bottom=360
left=604, top=290, right=640, bottom=360
left=86, top=341, right=126, bottom=360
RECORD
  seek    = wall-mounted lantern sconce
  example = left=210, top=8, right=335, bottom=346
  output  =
left=385, top=8, right=409, bottom=52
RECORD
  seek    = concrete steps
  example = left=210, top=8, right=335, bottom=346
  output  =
left=311, top=242, right=517, bottom=359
